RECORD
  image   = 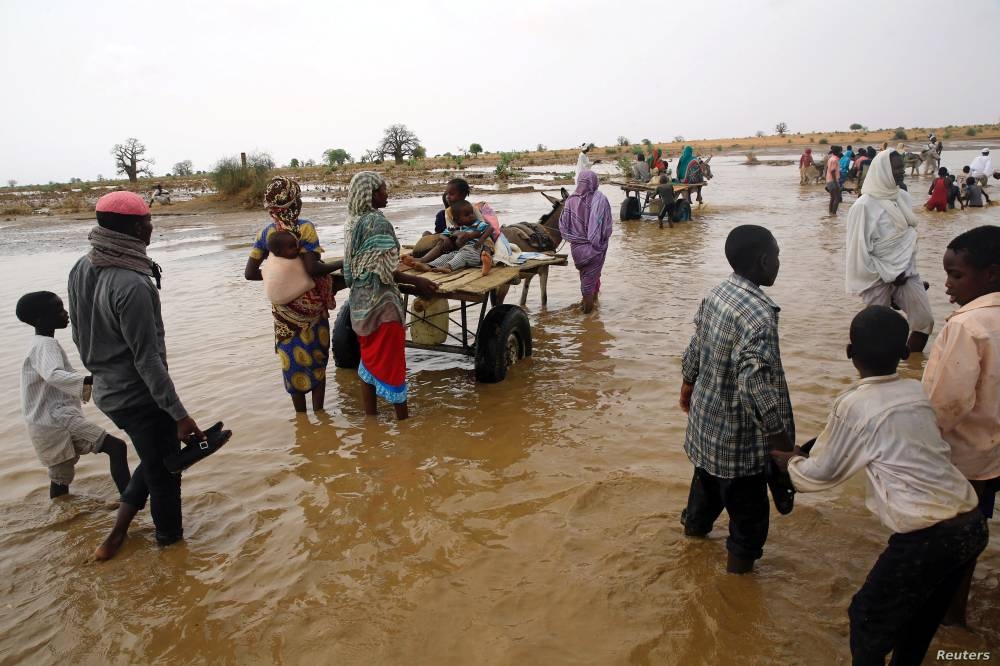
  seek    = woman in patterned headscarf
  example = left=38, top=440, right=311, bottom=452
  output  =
left=244, top=176, right=342, bottom=413
left=558, top=169, right=613, bottom=314
left=344, top=172, right=438, bottom=420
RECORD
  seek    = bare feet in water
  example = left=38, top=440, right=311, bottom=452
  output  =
left=94, top=501, right=139, bottom=561
left=94, top=529, right=127, bottom=561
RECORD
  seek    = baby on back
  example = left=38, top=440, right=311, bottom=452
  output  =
left=261, top=230, right=315, bottom=305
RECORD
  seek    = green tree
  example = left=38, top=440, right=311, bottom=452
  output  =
left=412, top=145, right=427, bottom=159
left=616, top=136, right=630, bottom=146
left=379, top=124, right=421, bottom=164
left=323, top=148, right=352, bottom=166
left=469, top=143, right=483, bottom=155
left=849, top=123, right=866, bottom=131
left=289, top=158, right=300, bottom=168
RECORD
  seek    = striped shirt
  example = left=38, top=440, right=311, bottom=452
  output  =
left=20, top=335, right=92, bottom=466
left=682, top=274, right=795, bottom=478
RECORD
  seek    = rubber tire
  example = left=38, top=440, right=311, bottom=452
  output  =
left=475, top=305, right=532, bottom=383
left=331, top=304, right=361, bottom=369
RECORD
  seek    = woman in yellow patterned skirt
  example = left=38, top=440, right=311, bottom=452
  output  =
left=244, top=177, right=342, bottom=412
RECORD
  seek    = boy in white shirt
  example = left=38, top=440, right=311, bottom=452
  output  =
left=771, top=306, right=987, bottom=665
left=17, top=291, right=130, bottom=498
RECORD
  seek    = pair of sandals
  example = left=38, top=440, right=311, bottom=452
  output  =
left=164, top=422, right=232, bottom=474
left=765, top=437, right=819, bottom=516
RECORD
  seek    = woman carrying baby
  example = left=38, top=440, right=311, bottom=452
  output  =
left=244, top=176, right=342, bottom=413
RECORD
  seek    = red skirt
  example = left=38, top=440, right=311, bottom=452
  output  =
left=357, top=321, right=407, bottom=403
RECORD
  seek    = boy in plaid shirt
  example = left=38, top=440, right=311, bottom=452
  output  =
left=679, top=224, right=795, bottom=573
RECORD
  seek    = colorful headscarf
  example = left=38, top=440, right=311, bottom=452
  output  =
left=344, top=171, right=387, bottom=260
left=264, top=176, right=302, bottom=228
left=343, top=172, right=404, bottom=330
left=647, top=148, right=664, bottom=170
left=677, top=146, right=694, bottom=180
left=558, top=170, right=613, bottom=267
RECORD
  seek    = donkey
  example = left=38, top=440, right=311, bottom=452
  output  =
left=902, top=148, right=938, bottom=176
left=801, top=159, right=826, bottom=185
left=500, top=188, right=567, bottom=252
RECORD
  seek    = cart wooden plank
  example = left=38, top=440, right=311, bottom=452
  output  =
left=395, top=253, right=567, bottom=301
left=609, top=180, right=707, bottom=193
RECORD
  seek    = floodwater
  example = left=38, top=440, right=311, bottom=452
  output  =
left=1, top=152, right=998, bottom=665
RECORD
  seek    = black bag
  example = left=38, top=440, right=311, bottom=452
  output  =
left=620, top=196, right=641, bottom=220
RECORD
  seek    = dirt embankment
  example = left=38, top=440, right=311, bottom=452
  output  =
left=4, top=123, right=998, bottom=220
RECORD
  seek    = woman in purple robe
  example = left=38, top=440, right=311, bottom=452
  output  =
left=558, top=169, right=613, bottom=313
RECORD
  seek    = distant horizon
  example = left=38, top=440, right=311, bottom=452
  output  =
left=3, top=122, right=997, bottom=188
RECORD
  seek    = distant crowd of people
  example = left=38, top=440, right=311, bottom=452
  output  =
left=805, top=139, right=995, bottom=216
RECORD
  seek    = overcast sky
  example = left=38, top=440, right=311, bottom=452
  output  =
left=2, top=0, right=998, bottom=184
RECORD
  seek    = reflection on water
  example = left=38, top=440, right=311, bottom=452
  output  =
left=1, top=153, right=998, bottom=663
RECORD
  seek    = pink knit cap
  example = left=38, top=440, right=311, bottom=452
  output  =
left=95, top=191, right=149, bottom=216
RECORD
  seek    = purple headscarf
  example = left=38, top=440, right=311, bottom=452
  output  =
left=559, top=170, right=613, bottom=296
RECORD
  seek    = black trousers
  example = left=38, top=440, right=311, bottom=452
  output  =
left=107, top=404, right=183, bottom=545
left=848, top=510, right=988, bottom=666
left=683, top=467, right=769, bottom=560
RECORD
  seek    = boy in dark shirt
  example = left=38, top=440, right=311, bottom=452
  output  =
left=962, top=177, right=991, bottom=208
left=656, top=176, right=677, bottom=229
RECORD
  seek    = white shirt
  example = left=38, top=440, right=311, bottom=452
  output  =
left=21, top=335, right=90, bottom=466
left=788, top=375, right=977, bottom=534
left=969, top=154, right=993, bottom=178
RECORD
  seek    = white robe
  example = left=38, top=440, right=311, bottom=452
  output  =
left=845, top=150, right=921, bottom=294
left=969, top=154, right=993, bottom=178
left=575, top=152, right=591, bottom=182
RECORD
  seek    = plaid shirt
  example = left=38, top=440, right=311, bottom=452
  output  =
left=682, top=274, right=794, bottom=478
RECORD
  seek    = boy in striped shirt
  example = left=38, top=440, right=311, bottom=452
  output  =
left=17, top=291, right=130, bottom=499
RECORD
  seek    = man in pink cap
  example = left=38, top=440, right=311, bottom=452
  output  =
left=68, top=191, right=204, bottom=559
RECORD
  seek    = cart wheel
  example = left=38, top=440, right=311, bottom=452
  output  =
left=331, top=304, right=360, bottom=369
left=475, top=305, right=532, bottom=383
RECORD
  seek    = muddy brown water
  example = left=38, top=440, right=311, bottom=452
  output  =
left=1, top=153, right=998, bottom=665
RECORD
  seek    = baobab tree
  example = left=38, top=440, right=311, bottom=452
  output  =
left=111, top=138, right=154, bottom=182
left=378, top=124, right=422, bottom=164
left=775, top=121, right=788, bottom=136
left=172, top=160, right=193, bottom=176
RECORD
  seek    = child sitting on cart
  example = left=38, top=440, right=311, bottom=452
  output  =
left=403, top=201, right=494, bottom=275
